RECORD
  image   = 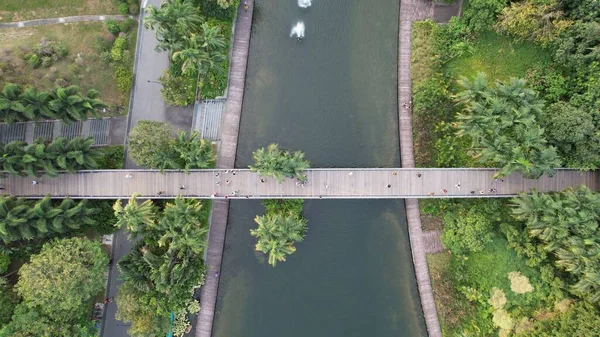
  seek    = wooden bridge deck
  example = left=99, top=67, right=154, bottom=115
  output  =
left=3, top=168, right=597, bottom=199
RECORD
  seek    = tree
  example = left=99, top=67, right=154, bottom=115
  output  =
left=48, top=86, right=105, bottom=122
left=542, top=101, right=600, bottom=169
left=553, top=21, right=600, bottom=73
left=113, top=194, right=157, bottom=239
left=463, top=0, right=507, bottom=32
left=250, top=143, right=310, bottom=183
left=115, top=282, right=170, bottom=337
left=496, top=0, right=572, bottom=45
left=172, top=23, right=226, bottom=77
left=15, top=238, right=107, bottom=321
left=0, top=83, right=25, bottom=123
left=159, top=69, right=197, bottom=106
left=455, top=73, right=561, bottom=179
left=128, top=120, right=175, bottom=168
left=172, top=131, right=216, bottom=171
left=0, top=278, right=18, bottom=329
left=144, top=0, right=203, bottom=52
left=18, top=87, right=55, bottom=121
left=510, top=186, right=600, bottom=303
left=251, top=212, right=307, bottom=266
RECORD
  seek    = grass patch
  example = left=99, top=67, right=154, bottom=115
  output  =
left=0, top=0, right=120, bottom=23
left=411, top=21, right=439, bottom=84
left=446, top=30, right=551, bottom=83
left=427, top=252, right=476, bottom=335
left=0, top=21, right=136, bottom=109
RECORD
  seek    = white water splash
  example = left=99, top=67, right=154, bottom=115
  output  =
left=290, top=22, right=305, bottom=39
left=298, top=0, right=312, bottom=8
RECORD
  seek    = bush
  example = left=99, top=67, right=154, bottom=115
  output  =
left=114, top=65, right=134, bottom=94
left=463, top=0, right=507, bottom=32
left=100, top=51, right=112, bottom=64
left=128, top=120, right=174, bottom=168
left=0, top=251, right=9, bottom=274
left=441, top=207, right=495, bottom=254
left=41, top=56, right=52, bottom=68
left=106, top=19, right=121, bottom=35
left=26, top=54, right=41, bottom=68
left=159, top=70, right=196, bottom=106
left=95, top=35, right=115, bottom=53
left=119, top=18, right=136, bottom=33
left=129, top=2, right=140, bottom=15
left=96, top=145, right=124, bottom=169
left=110, top=36, right=127, bottom=62
left=118, top=3, right=130, bottom=14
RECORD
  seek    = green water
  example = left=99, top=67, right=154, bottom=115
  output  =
left=212, top=0, right=427, bottom=336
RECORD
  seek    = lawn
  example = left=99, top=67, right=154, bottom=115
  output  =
left=0, top=21, right=137, bottom=109
left=0, top=0, right=120, bottom=23
left=446, top=30, right=552, bottom=83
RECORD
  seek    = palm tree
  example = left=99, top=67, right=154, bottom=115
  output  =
left=250, top=212, right=307, bottom=266
left=19, top=87, right=55, bottom=121
left=172, top=131, right=216, bottom=171
left=113, top=194, right=157, bottom=239
left=171, top=28, right=226, bottom=76
left=0, top=141, right=27, bottom=176
left=158, top=197, right=209, bottom=255
left=45, top=137, right=101, bottom=172
left=0, top=196, right=31, bottom=243
left=144, top=0, right=203, bottom=52
left=0, top=83, right=26, bottom=123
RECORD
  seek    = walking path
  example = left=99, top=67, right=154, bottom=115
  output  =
left=3, top=168, right=597, bottom=199
left=0, top=15, right=135, bottom=29
left=399, top=0, right=441, bottom=335
left=196, top=3, right=253, bottom=337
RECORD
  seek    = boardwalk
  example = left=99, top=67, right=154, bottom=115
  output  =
left=195, top=2, right=254, bottom=337
left=3, top=168, right=597, bottom=199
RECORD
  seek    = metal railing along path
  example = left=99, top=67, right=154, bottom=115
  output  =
left=2, top=168, right=597, bottom=199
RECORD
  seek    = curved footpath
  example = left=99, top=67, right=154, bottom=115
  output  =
left=398, top=0, right=443, bottom=336
left=0, top=15, right=135, bottom=29
left=195, top=2, right=253, bottom=337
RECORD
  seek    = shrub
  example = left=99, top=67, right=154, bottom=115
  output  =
left=114, top=65, right=134, bottom=94
left=129, top=2, right=140, bottom=15
left=119, top=18, right=137, bottom=32
left=463, top=0, right=507, bottom=32
left=159, top=70, right=196, bottom=106
left=95, top=145, right=124, bottom=169
left=118, top=3, right=130, bottom=14
left=106, top=19, right=121, bottom=35
left=41, top=56, right=52, bottom=67
left=95, top=35, right=115, bottom=53
left=27, top=54, right=41, bottom=68
left=111, top=36, right=127, bottom=62
left=441, top=207, right=495, bottom=254
left=489, top=287, right=507, bottom=309
left=100, top=51, right=112, bottom=64
left=508, top=271, right=533, bottom=294
left=0, top=251, right=9, bottom=274
left=128, top=120, right=174, bottom=168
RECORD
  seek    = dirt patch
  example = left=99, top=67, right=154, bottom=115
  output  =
left=421, top=213, right=443, bottom=231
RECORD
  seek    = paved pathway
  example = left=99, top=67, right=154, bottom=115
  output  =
left=196, top=3, right=253, bottom=337
left=0, top=15, right=135, bottom=29
left=3, top=168, right=597, bottom=199
left=400, top=0, right=439, bottom=335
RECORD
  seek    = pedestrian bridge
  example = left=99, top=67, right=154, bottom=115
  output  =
left=2, top=168, right=597, bottom=199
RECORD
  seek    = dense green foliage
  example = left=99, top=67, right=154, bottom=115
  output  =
left=249, top=143, right=310, bottom=183
left=251, top=200, right=307, bottom=266
left=0, top=252, right=9, bottom=274
left=508, top=186, right=600, bottom=303
left=463, top=0, right=507, bottom=32
left=0, top=238, right=107, bottom=337
left=455, top=73, right=561, bottom=178
left=145, top=0, right=233, bottom=105
left=0, top=83, right=107, bottom=123
left=113, top=195, right=210, bottom=336
left=0, top=278, right=18, bottom=329
left=0, top=196, right=101, bottom=244
left=0, top=137, right=102, bottom=177
left=523, top=301, right=600, bottom=336
left=128, top=120, right=215, bottom=170
left=96, top=145, right=125, bottom=169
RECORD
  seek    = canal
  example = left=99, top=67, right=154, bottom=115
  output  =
left=212, top=0, right=427, bottom=336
